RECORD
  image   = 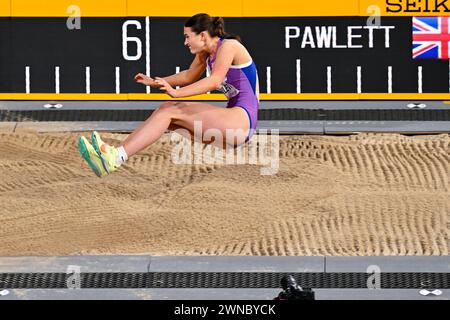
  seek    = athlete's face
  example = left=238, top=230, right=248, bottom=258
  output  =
left=183, top=27, right=206, bottom=54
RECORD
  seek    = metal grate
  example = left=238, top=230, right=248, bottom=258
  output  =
left=1, top=109, right=450, bottom=122
left=0, top=272, right=448, bottom=289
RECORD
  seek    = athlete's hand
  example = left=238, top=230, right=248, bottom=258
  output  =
left=134, top=73, right=161, bottom=88
left=154, top=77, right=179, bottom=98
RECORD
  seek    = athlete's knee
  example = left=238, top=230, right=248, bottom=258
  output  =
left=158, top=101, right=189, bottom=109
left=157, top=101, right=175, bottom=111
left=155, top=102, right=183, bottom=117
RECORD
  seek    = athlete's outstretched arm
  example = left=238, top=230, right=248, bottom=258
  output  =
left=163, top=53, right=207, bottom=87
left=155, top=41, right=236, bottom=98
left=134, top=53, right=206, bottom=88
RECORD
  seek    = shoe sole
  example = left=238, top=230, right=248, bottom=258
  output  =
left=78, top=137, right=104, bottom=178
left=91, top=131, right=111, bottom=173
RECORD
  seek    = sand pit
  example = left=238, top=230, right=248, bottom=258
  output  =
left=0, top=130, right=449, bottom=256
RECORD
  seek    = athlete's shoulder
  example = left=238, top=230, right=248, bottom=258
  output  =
left=222, top=38, right=240, bottom=43
left=217, top=39, right=241, bottom=55
left=221, top=38, right=242, bottom=48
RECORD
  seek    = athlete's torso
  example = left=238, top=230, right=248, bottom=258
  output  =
left=206, top=38, right=260, bottom=108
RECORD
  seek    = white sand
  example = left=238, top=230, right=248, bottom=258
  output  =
left=0, top=131, right=449, bottom=256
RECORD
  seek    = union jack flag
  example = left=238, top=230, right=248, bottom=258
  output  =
left=412, top=16, right=450, bottom=59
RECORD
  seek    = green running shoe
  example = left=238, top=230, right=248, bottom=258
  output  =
left=77, top=136, right=108, bottom=177
left=91, top=131, right=120, bottom=174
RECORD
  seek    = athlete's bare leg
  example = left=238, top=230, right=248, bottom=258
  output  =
left=120, top=101, right=250, bottom=157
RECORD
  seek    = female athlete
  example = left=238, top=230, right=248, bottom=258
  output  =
left=78, top=13, right=260, bottom=177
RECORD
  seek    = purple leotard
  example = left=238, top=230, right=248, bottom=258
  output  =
left=206, top=37, right=259, bottom=144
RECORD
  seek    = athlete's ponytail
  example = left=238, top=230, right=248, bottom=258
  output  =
left=185, top=13, right=241, bottom=43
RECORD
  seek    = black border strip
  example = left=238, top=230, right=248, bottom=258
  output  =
left=0, top=272, right=448, bottom=289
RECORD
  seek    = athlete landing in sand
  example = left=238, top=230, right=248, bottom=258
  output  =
left=78, top=13, right=260, bottom=177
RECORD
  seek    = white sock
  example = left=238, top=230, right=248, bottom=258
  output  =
left=116, top=145, right=128, bottom=166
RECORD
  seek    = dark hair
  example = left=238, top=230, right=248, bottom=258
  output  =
left=184, top=13, right=241, bottom=43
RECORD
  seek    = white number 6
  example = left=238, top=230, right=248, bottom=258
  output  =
left=122, top=20, right=142, bottom=61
